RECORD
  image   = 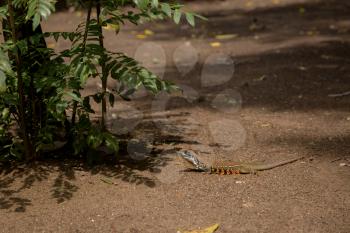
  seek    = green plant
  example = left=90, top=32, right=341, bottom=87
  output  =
left=0, top=0, right=204, bottom=162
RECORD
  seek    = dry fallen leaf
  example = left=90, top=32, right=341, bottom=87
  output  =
left=215, top=34, right=238, bottom=40
left=210, top=42, right=221, bottom=48
left=47, top=42, right=56, bottom=49
left=144, top=29, right=154, bottom=36
left=253, top=75, right=267, bottom=82
left=100, top=178, right=117, bottom=185
left=136, top=34, right=147, bottom=39
left=306, top=30, right=319, bottom=36
left=180, top=223, right=219, bottom=233
left=75, top=11, right=83, bottom=17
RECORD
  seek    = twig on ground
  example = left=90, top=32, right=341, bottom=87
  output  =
left=330, top=158, right=342, bottom=163
left=100, top=178, right=117, bottom=185
left=328, top=91, right=350, bottom=98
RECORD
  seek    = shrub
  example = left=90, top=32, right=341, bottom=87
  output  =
left=0, top=0, right=203, bottom=161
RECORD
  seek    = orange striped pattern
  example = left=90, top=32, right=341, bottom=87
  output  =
left=210, top=166, right=241, bottom=175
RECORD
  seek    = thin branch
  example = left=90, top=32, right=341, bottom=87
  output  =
left=96, top=0, right=107, bottom=130
left=71, top=0, right=93, bottom=125
left=7, top=0, right=34, bottom=160
left=11, top=112, right=19, bottom=125
left=328, top=91, right=350, bottom=98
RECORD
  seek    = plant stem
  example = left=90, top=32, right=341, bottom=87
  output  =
left=7, top=0, right=34, bottom=160
left=96, top=0, right=107, bottom=130
left=71, top=0, right=93, bottom=125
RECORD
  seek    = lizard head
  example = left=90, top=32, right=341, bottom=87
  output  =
left=177, top=150, right=208, bottom=171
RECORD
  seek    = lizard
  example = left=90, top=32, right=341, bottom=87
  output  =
left=177, top=150, right=304, bottom=174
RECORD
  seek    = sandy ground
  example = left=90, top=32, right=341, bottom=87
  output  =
left=1, top=0, right=350, bottom=232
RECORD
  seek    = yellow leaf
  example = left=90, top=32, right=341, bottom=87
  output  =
left=104, top=23, right=117, bottom=30
left=203, top=224, right=219, bottom=233
left=253, top=75, right=267, bottom=82
left=75, top=11, right=82, bottom=17
left=214, top=34, right=238, bottom=40
left=47, top=42, right=56, bottom=49
left=181, top=224, right=219, bottom=233
left=210, top=42, right=221, bottom=48
left=306, top=30, right=319, bottom=36
left=136, top=34, right=147, bottom=39
left=144, top=29, right=154, bottom=36
left=103, top=23, right=120, bottom=34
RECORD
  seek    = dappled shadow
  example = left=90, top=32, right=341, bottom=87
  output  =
left=160, top=39, right=350, bottom=112
left=0, top=162, right=78, bottom=210
left=144, top=0, right=350, bottom=43
left=0, top=163, right=50, bottom=212
left=2, top=0, right=349, bottom=213
left=116, top=1, right=350, bottom=112
left=230, top=40, right=350, bottom=111
left=51, top=163, right=78, bottom=203
left=0, top=110, right=202, bottom=211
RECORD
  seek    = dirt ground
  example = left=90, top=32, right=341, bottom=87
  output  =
left=1, top=0, right=350, bottom=232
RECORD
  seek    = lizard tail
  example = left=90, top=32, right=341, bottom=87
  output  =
left=255, top=156, right=305, bottom=170
left=177, top=150, right=209, bottom=172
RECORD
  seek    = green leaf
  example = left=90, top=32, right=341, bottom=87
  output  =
left=64, top=91, right=82, bottom=103
left=83, top=96, right=95, bottom=113
left=151, top=0, right=158, bottom=7
left=0, top=6, right=7, bottom=20
left=161, top=3, right=172, bottom=17
left=87, top=132, right=103, bottom=149
left=2, top=108, right=9, bottom=120
left=26, top=0, right=56, bottom=30
left=135, top=0, right=149, bottom=9
left=0, top=50, right=14, bottom=76
left=173, top=9, right=181, bottom=24
left=193, top=13, right=208, bottom=21
left=92, top=93, right=102, bottom=103
left=68, top=33, right=76, bottom=41
left=103, top=132, right=119, bottom=153
left=185, top=12, right=195, bottom=27
left=32, top=13, right=41, bottom=30
left=53, top=32, right=59, bottom=41
left=0, top=70, right=6, bottom=93
left=62, top=32, right=69, bottom=40
left=109, top=93, right=115, bottom=107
